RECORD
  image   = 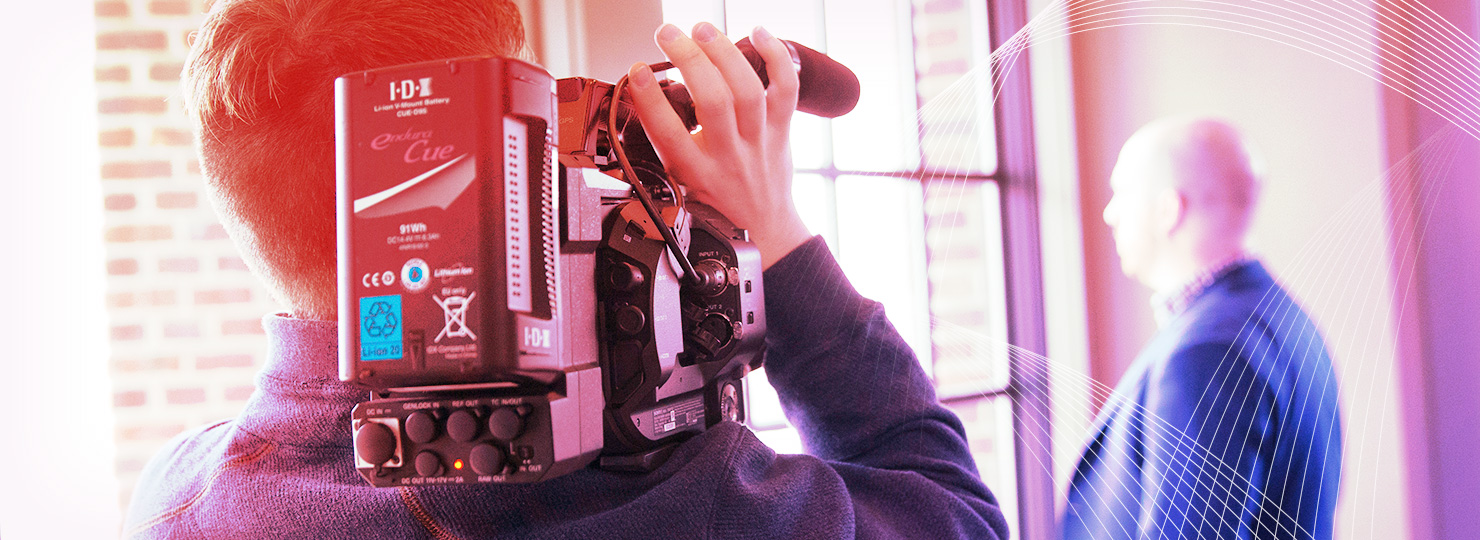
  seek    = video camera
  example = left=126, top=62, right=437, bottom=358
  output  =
left=335, top=38, right=859, bottom=487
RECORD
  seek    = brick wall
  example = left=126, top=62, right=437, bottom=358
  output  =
left=95, top=0, right=281, bottom=512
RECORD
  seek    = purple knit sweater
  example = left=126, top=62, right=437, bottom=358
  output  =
left=123, top=237, right=1009, bottom=539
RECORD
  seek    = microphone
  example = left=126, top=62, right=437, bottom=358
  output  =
left=735, top=37, right=860, bottom=118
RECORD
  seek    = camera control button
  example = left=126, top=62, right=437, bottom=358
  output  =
left=354, top=422, right=398, bottom=466
left=406, top=412, right=438, bottom=444
left=608, top=262, right=645, bottom=292
left=415, top=451, right=443, bottom=477
left=615, top=305, right=646, bottom=336
left=487, top=407, right=525, bottom=442
left=470, top=444, right=506, bottom=475
left=447, top=410, right=479, bottom=442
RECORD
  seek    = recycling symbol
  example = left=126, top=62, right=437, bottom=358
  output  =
left=363, top=301, right=400, bottom=338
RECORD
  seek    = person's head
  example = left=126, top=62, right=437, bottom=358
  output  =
left=1102, top=115, right=1262, bottom=292
left=183, top=0, right=528, bottom=320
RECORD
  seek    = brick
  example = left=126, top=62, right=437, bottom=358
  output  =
left=96, top=1, right=130, bottom=17
left=97, top=31, right=168, bottom=51
left=107, top=292, right=135, bottom=308
left=102, top=160, right=171, bottom=179
left=186, top=159, right=202, bottom=175
left=927, top=211, right=968, bottom=228
left=159, top=257, right=199, bottom=272
left=196, top=223, right=229, bottom=240
left=945, top=401, right=978, bottom=423
left=924, top=59, right=968, bottom=77
left=105, top=225, right=172, bottom=242
left=151, top=127, right=194, bottom=146
left=156, top=192, right=197, bottom=209
left=107, top=258, right=138, bottom=275
left=95, top=65, right=130, bottom=83
left=163, top=322, right=199, bottom=338
left=198, top=354, right=253, bottom=369
left=115, top=356, right=180, bottom=371
left=922, top=0, right=964, bottom=14
left=967, top=436, right=995, bottom=454
left=99, top=128, right=135, bottom=147
left=115, top=458, right=148, bottom=474
left=218, top=256, right=250, bottom=271
left=145, top=290, right=177, bottom=306
left=225, top=385, right=256, bottom=401
left=222, top=319, right=264, bottom=335
left=99, top=97, right=168, bottom=115
left=121, top=423, right=187, bottom=440
left=166, top=388, right=206, bottom=405
left=114, top=391, right=147, bottom=408
left=150, top=62, right=185, bottom=81
left=111, top=325, right=144, bottom=340
left=195, top=288, right=251, bottom=304
left=149, top=0, right=192, bottom=16
left=925, top=29, right=959, bottom=48
left=104, top=194, right=137, bottom=211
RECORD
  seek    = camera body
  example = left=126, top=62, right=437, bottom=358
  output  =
left=336, top=57, right=764, bottom=487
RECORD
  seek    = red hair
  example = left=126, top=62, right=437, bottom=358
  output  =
left=183, top=0, right=526, bottom=319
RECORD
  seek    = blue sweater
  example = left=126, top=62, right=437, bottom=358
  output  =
left=124, top=237, right=1010, bottom=539
left=1062, top=261, right=1342, bottom=540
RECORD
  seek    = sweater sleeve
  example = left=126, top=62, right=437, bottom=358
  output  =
left=720, top=236, right=1009, bottom=538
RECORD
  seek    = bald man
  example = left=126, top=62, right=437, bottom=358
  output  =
left=1061, top=117, right=1343, bottom=540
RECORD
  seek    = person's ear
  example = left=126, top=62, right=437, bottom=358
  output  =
left=1155, top=188, right=1185, bottom=237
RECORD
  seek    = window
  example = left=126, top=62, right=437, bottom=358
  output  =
left=661, top=0, right=1052, bottom=536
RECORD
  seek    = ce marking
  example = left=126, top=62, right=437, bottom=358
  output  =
left=362, top=270, right=397, bottom=288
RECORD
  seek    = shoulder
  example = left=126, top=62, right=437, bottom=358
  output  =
left=1174, top=263, right=1329, bottom=365
left=123, top=419, right=273, bottom=535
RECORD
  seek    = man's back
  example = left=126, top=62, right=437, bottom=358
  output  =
left=124, top=239, right=1010, bottom=539
left=1064, top=261, right=1343, bottom=540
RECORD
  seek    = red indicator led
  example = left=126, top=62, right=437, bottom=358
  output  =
left=453, top=459, right=464, bottom=470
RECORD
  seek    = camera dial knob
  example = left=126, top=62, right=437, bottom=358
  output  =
left=470, top=443, right=507, bottom=475
left=487, top=407, right=525, bottom=442
left=354, top=422, right=398, bottom=466
left=447, top=410, right=479, bottom=442
left=690, top=259, right=729, bottom=297
left=415, top=451, right=443, bottom=477
left=615, top=304, right=646, bottom=336
left=608, top=262, right=645, bottom=292
left=405, top=411, right=439, bottom=444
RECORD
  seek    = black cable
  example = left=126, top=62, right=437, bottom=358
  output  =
left=607, top=67, right=700, bottom=286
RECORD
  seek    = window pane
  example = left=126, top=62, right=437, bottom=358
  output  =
left=744, top=367, right=788, bottom=430
left=723, top=3, right=834, bottom=170
left=944, top=396, right=1021, bottom=539
left=834, top=175, right=931, bottom=372
left=746, top=368, right=803, bottom=456
left=660, top=0, right=725, bottom=36
left=926, top=181, right=1010, bottom=397
left=824, top=0, right=918, bottom=172
left=909, top=0, right=999, bottom=174
left=792, top=173, right=838, bottom=249
left=724, top=0, right=824, bottom=50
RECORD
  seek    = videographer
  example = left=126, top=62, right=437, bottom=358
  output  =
left=123, top=1, right=1010, bottom=538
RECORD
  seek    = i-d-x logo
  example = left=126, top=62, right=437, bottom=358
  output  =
left=390, top=78, right=433, bottom=101
left=524, top=327, right=551, bottom=349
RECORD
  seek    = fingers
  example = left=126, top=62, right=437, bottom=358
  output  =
left=751, top=26, right=798, bottom=132
left=654, top=24, right=738, bottom=146
left=625, top=62, right=699, bottom=170
left=691, top=22, right=767, bottom=140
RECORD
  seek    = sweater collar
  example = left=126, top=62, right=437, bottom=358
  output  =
left=235, top=314, right=368, bottom=448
